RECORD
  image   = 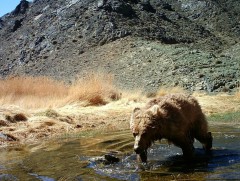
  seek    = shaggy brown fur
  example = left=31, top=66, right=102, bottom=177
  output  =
left=130, top=93, right=212, bottom=162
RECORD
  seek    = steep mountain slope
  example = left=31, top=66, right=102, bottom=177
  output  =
left=0, top=0, right=239, bottom=92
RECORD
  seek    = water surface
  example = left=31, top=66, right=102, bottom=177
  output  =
left=0, top=125, right=239, bottom=180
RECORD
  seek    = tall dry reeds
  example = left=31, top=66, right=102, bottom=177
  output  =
left=0, top=76, right=68, bottom=108
left=66, top=73, right=121, bottom=105
left=0, top=76, right=68, bottom=98
left=0, top=73, right=121, bottom=109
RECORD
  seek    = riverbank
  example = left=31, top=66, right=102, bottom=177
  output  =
left=1, top=89, right=240, bottom=148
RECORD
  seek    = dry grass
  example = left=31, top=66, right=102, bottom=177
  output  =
left=156, top=86, right=187, bottom=97
left=66, top=73, right=121, bottom=106
left=0, top=76, right=68, bottom=109
left=120, top=89, right=146, bottom=103
left=193, top=92, right=240, bottom=115
left=0, top=76, right=68, bottom=97
left=154, top=87, right=240, bottom=115
left=235, top=89, right=240, bottom=98
left=0, top=75, right=239, bottom=114
left=0, top=74, right=239, bottom=113
left=0, top=73, right=120, bottom=109
left=0, top=75, right=240, bottom=146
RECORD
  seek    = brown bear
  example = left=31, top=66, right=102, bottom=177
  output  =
left=130, top=93, right=212, bottom=162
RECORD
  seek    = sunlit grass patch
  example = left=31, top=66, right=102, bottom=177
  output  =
left=156, top=86, right=187, bottom=97
left=119, top=89, right=145, bottom=103
left=66, top=73, right=121, bottom=106
left=0, top=74, right=239, bottom=115
left=0, top=76, right=68, bottom=97
left=0, top=76, right=68, bottom=109
left=234, top=89, right=240, bottom=99
left=194, top=92, right=240, bottom=115
left=0, top=73, right=121, bottom=109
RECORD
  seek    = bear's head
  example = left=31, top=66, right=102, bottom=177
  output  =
left=204, top=132, right=213, bottom=151
left=130, top=105, right=163, bottom=162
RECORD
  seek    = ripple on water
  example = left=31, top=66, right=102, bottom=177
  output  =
left=0, top=127, right=239, bottom=180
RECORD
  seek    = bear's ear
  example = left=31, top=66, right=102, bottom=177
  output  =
left=146, top=105, right=161, bottom=117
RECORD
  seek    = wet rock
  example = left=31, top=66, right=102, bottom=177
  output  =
left=227, top=83, right=236, bottom=90
left=89, top=153, right=120, bottom=164
left=104, top=154, right=120, bottom=163
left=212, top=80, right=225, bottom=90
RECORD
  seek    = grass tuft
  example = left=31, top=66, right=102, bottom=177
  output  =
left=156, top=86, right=187, bottom=97
left=66, top=73, right=120, bottom=106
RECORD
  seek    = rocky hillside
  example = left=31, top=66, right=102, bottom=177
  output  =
left=0, top=0, right=239, bottom=93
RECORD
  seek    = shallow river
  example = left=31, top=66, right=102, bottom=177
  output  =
left=0, top=125, right=240, bottom=181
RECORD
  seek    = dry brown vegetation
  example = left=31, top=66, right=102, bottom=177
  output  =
left=0, top=76, right=68, bottom=108
left=0, top=74, right=239, bottom=147
left=156, top=86, right=187, bottom=97
left=67, top=73, right=121, bottom=105
left=0, top=73, right=120, bottom=108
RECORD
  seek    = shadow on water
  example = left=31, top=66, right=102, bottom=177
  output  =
left=0, top=125, right=240, bottom=180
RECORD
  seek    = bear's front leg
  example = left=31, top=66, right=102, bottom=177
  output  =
left=175, top=137, right=195, bottom=161
left=181, top=144, right=195, bottom=161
